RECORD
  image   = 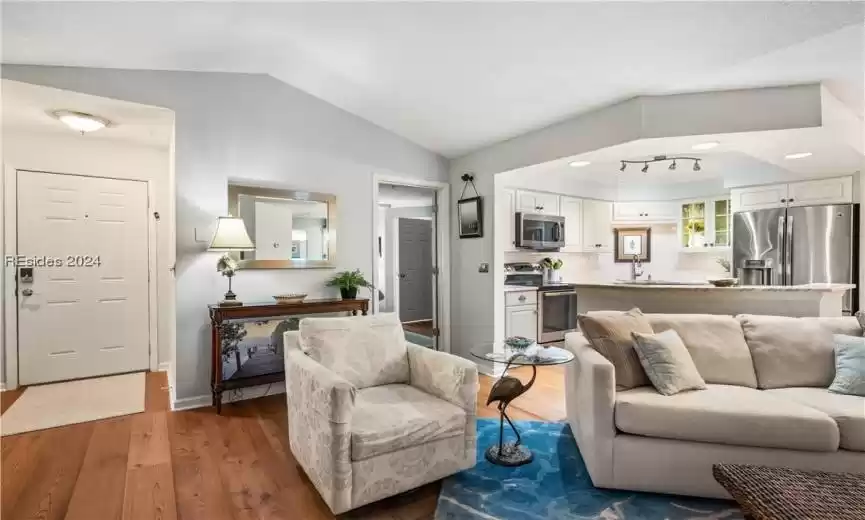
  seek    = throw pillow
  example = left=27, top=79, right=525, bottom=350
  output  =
left=299, top=312, right=410, bottom=389
left=856, top=310, right=865, bottom=332
left=829, top=334, right=865, bottom=397
left=631, top=329, right=707, bottom=396
left=577, top=308, right=653, bottom=390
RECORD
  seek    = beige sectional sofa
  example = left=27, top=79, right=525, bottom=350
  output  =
left=565, top=313, right=865, bottom=499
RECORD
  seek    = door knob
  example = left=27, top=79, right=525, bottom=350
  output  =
left=21, top=288, right=33, bottom=296
left=398, top=273, right=406, bottom=279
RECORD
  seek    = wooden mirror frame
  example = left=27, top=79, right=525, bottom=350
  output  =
left=227, top=184, right=337, bottom=269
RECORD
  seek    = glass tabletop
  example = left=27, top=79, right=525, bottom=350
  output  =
left=470, top=342, right=575, bottom=366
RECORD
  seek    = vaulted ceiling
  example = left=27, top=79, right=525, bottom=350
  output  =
left=2, top=2, right=863, bottom=157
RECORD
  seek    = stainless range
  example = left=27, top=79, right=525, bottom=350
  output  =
left=505, top=262, right=578, bottom=344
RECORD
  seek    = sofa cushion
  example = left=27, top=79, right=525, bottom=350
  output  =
left=767, top=387, right=865, bottom=452
left=830, top=334, right=865, bottom=397
left=631, top=329, right=706, bottom=396
left=299, top=312, right=409, bottom=389
left=615, top=384, right=839, bottom=452
left=351, top=384, right=466, bottom=461
left=578, top=308, right=652, bottom=390
left=646, top=314, right=757, bottom=388
left=737, top=315, right=862, bottom=389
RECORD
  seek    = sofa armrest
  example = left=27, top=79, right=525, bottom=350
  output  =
left=285, top=347, right=355, bottom=513
left=564, top=332, right=616, bottom=487
left=407, top=343, right=479, bottom=413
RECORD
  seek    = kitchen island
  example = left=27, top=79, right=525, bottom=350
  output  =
left=573, top=282, right=856, bottom=317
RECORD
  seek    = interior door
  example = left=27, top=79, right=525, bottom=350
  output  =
left=398, top=218, right=433, bottom=324
left=17, top=171, right=150, bottom=385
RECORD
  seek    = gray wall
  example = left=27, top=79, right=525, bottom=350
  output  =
left=1, top=65, right=447, bottom=402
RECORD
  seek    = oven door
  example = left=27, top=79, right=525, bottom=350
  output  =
left=538, top=289, right=578, bottom=344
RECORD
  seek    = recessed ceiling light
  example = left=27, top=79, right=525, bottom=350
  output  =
left=785, top=152, right=813, bottom=160
left=692, top=141, right=720, bottom=151
left=51, top=110, right=111, bottom=133
left=568, top=160, right=591, bottom=168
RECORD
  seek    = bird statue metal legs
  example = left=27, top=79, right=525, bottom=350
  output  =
left=484, top=357, right=537, bottom=466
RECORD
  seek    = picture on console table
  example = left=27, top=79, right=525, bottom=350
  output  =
left=614, top=227, right=651, bottom=263
left=220, top=314, right=340, bottom=380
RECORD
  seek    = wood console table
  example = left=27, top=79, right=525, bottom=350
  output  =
left=208, top=298, right=369, bottom=413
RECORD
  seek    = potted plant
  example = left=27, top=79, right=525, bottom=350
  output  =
left=327, top=269, right=373, bottom=299
left=686, top=219, right=706, bottom=248
left=540, top=257, right=564, bottom=283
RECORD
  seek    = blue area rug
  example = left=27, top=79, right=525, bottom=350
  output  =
left=405, top=330, right=435, bottom=348
left=435, top=419, right=743, bottom=519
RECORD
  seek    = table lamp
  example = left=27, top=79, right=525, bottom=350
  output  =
left=208, top=216, right=255, bottom=306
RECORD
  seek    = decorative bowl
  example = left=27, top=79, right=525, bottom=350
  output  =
left=504, top=336, right=535, bottom=350
left=708, top=278, right=738, bottom=288
left=273, top=293, right=307, bottom=304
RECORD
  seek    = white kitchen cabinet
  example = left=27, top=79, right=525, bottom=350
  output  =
left=613, top=201, right=678, bottom=223
left=559, top=196, right=583, bottom=252
left=730, top=177, right=853, bottom=213
left=516, top=190, right=559, bottom=215
left=497, top=188, right=518, bottom=251
left=787, top=177, right=853, bottom=207
left=678, top=196, right=732, bottom=251
left=505, top=305, right=538, bottom=341
left=582, top=199, right=613, bottom=252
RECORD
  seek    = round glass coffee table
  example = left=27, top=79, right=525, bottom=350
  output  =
left=470, top=342, right=575, bottom=466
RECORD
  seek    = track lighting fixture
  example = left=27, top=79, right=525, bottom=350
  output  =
left=617, top=155, right=702, bottom=174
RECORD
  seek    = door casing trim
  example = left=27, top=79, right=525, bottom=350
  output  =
left=2, top=167, right=159, bottom=389
left=372, top=174, right=450, bottom=353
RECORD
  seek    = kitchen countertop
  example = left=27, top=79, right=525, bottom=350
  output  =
left=571, top=282, right=856, bottom=292
left=504, top=285, right=539, bottom=293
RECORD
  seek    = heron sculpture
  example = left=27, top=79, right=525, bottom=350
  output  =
left=485, top=355, right=537, bottom=465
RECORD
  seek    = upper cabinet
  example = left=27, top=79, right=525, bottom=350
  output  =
left=613, top=201, right=678, bottom=223
left=516, top=191, right=559, bottom=215
left=677, top=196, right=731, bottom=251
left=582, top=199, right=613, bottom=252
left=730, top=176, right=853, bottom=213
left=559, top=196, right=583, bottom=252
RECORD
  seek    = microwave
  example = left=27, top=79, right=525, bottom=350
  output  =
left=514, top=212, right=565, bottom=251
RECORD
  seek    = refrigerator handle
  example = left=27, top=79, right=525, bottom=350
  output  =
left=777, top=216, right=786, bottom=285
left=786, top=215, right=794, bottom=286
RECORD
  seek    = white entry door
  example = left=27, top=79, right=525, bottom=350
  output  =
left=17, top=171, right=150, bottom=385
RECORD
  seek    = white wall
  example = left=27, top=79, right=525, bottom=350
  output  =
left=1, top=129, right=174, bottom=381
left=2, top=66, right=448, bottom=404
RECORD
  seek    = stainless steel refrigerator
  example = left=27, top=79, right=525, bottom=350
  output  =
left=732, top=204, right=859, bottom=314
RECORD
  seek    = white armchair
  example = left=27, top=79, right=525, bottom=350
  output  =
left=284, top=316, right=478, bottom=514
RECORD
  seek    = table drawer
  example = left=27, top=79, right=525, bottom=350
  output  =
left=506, top=291, right=538, bottom=307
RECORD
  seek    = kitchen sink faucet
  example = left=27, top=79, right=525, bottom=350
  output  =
left=631, top=255, right=644, bottom=281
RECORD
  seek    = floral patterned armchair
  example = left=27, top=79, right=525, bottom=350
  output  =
left=283, top=313, right=478, bottom=514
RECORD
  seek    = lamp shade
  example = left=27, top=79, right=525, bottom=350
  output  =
left=208, top=217, right=255, bottom=251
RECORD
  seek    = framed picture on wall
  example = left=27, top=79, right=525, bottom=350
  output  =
left=458, top=196, right=483, bottom=238
left=614, top=227, right=651, bottom=263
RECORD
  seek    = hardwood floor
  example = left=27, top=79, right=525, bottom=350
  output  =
left=1, top=366, right=565, bottom=520
left=402, top=320, right=434, bottom=337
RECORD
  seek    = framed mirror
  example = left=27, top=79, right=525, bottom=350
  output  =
left=228, top=184, right=336, bottom=269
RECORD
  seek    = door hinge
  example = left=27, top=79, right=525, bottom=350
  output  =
left=431, top=266, right=439, bottom=276
left=432, top=205, right=438, bottom=215
left=432, top=327, right=440, bottom=337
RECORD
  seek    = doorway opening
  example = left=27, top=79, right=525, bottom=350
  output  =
left=373, top=178, right=450, bottom=352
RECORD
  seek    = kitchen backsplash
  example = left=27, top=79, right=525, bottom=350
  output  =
left=505, top=225, right=730, bottom=283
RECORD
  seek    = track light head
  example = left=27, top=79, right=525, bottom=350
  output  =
left=693, top=160, right=701, bottom=172
left=669, top=160, right=677, bottom=171
left=619, top=161, right=626, bottom=172
left=641, top=162, right=649, bottom=173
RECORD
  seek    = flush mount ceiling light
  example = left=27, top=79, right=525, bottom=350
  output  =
left=568, top=160, right=591, bottom=168
left=51, top=110, right=111, bottom=134
left=619, top=155, right=701, bottom=174
left=692, top=141, right=720, bottom=151
left=785, top=152, right=813, bottom=160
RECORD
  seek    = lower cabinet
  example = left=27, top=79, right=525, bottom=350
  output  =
left=505, top=303, right=538, bottom=341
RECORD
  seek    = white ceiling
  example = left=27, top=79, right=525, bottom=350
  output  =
left=1, top=79, right=173, bottom=149
left=2, top=2, right=862, bottom=157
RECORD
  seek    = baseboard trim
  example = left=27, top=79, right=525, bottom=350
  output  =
left=171, top=382, right=287, bottom=411
left=157, top=362, right=171, bottom=372
left=0, top=382, right=6, bottom=392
